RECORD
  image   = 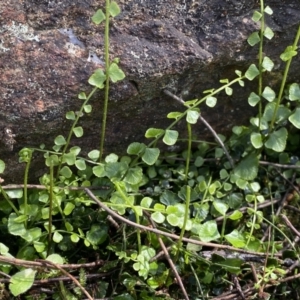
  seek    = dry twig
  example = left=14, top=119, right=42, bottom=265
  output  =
left=146, top=211, right=189, bottom=300
left=37, top=259, right=93, bottom=300
left=163, top=89, right=235, bottom=168
left=84, top=188, right=282, bottom=257
left=281, top=214, right=300, bottom=239
left=0, top=256, right=104, bottom=269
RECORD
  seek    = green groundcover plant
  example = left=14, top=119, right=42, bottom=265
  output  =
left=0, top=0, right=300, bottom=299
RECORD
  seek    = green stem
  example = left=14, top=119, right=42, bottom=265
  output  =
left=110, top=225, right=127, bottom=298
left=174, top=185, right=191, bottom=263
left=246, top=197, right=257, bottom=247
left=130, top=76, right=245, bottom=168
left=23, top=150, right=32, bottom=229
left=0, top=186, right=19, bottom=215
left=248, top=208, right=298, bottom=256
left=270, top=24, right=300, bottom=131
left=32, top=148, right=103, bottom=166
left=185, top=122, right=192, bottom=182
left=190, top=264, right=204, bottom=299
left=258, top=0, right=265, bottom=125
left=59, top=281, right=68, bottom=300
left=47, top=160, right=54, bottom=256
left=201, top=176, right=212, bottom=205
left=99, top=0, right=111, bottom=163
left=56, top=86, right=98, bottom=177
left=149, top=77, right=244, bottom=148
left=115, top=182, right=141, bottom=253
left=220, top=215, right=227, bottom=242
left=174, top=123, right=192, bottom=261
left=269, top=186, right=276, bottom=257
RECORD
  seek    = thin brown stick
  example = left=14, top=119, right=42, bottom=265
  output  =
left=198, top=114, right=235, bottom=168
left=150, top=246, right=172, bottom=262
left=281, top=212, right=300, bottom=251
left=250, top=263, right=259, bottom=285
left=0, top=271, right=116, bottom=284
left=0, top=256, right=104, bottom=269
left=84, top=188, right=282, bottom=257
left=164, top=89, right=185, bottom=104
left=0, top=270, right=10, bottom=278
left=1, top=184, right=110, bottom=191
left=260, top=173, right=295, bottom=243
left=215, top=198, right=281, bottom=223
left=260, top=232, right=271, bottom=295
left=259, top=161, right=300, bottom=169
left=146, top=212, right=189, bottom=300
left=211, top=269, right=300, bottom=300
left=286, top=258, right=300, bottom=274
left=37, top=260, right=93, bottom=300
left=276, top=171, right=300, bottom=196
left=233, top=275, right=245, bottom=300
left=285, top=205, right=300, bottom=214
left=278, top=270, right=300, bottom=283
left=281, top=214, right=300, bottom=238
left=158, top=158, right=300, bottom=169
left=160, top=156, right=218, bottom=162
left=163, top=89, right=235, bottom=168
left=210, top=285, right=256, bottom=300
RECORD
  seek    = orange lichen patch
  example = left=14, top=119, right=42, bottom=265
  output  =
left=34, top=100, right=45, bottom=112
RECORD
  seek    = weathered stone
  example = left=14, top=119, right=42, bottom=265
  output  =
left=0, top=0, right=300, bottom=182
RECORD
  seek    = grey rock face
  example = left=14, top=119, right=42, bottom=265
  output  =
left=0, top=0, right=299, bottom=182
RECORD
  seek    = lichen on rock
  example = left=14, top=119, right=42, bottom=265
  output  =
left=0, top=0, right=300, bottom=182
left=0, top=21, right=39, bottom=52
